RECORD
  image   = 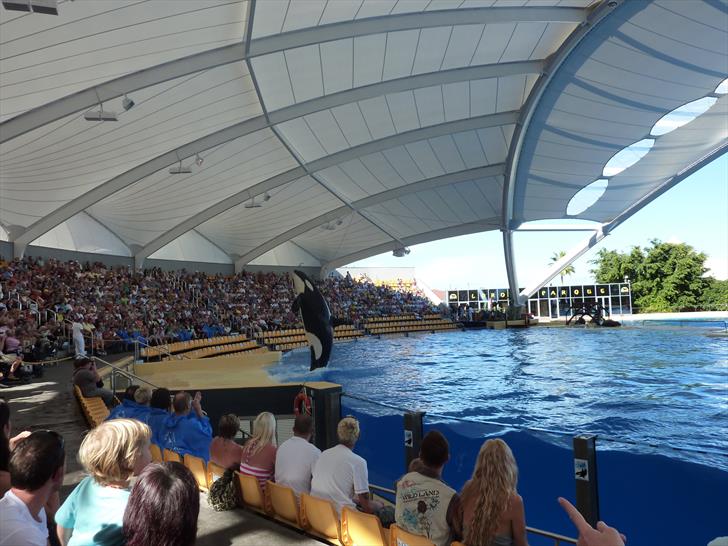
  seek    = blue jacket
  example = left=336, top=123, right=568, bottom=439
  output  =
left=161, top=413, right=212, bottom=462
left=146, top=407, right=171, bottom=447
left=105, top=400, right=151, bottom=423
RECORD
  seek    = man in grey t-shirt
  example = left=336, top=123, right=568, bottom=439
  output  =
left=72, top=358, right=114, bottom=407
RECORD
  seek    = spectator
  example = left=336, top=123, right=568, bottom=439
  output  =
left=209, top=414, right=244, bottom=470
left=558, top=497, right=625, bottom=546
left=56, top=419, right=152, bottom=546
left=162, top=391, right=212, bottom=462
left=71, top=321, right=86, bottom=358
left=72, top=357, right=114, bottom=408
left=0, top=430, right=65, bottom=546
left=147, top=388, right=172, bottom=447
left=1, top=398, right=32, bottom=496
left=123, top=462, right=200, bottom=546
left=106, top=385, right=147, bottom=423
left=239, top=412, right=277, bottom=491
left=311, top=416, right=390, bottom=524
left=458, top=439, right=527, bottom=546
left=275, top=414, right=320, bottom=497
left=395, top=430, right=460, bottom=546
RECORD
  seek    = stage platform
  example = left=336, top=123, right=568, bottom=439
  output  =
left=132, top=351, right=335, bottom=392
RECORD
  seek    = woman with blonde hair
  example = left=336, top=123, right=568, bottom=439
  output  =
left=458, top=438, right=528, bottom=546
left=56, top=419, right=152, bottom=546
left=239, top=411, right=277, bottom=490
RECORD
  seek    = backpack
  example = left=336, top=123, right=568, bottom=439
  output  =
left=207, top=468, right=236, bottom=511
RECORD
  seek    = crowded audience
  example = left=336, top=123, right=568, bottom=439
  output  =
left=0, top=390, right=630, bottom=546
left=0, top=256, right=436, bottom=365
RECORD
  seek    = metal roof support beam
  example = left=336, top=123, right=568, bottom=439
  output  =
left=10, top=116, right=270, bottom=252
left=499, top=0, right=622, bottom=304
left=9, top=57, right=529, bottom=249
left=501, top=0, right=621, bottom=231
left=502, top=228, right=522, bottom=309
left=320, top=217, right=501, bottom=276
left=517, top=228, right=605, bottom=303
left=235, top=164, right=504, bottom=267
left=0, top=43, right=246, bottom=144
left=136, top=112, right=517, bottom=261
left=248, top=7, right=586, bottom=57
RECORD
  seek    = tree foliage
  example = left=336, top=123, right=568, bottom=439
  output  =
left=590, top=240, right=715, bottom=312
left=550, top=250, right=576, bottom=285
left=700, top=279, right=728, bottom=311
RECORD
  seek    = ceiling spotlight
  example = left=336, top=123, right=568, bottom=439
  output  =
left=262, top=192, right=271, bottom=202
left=169, top=160, right=191, bottom=174
left=195, top=154, right=204, bottom=166
left=392, top=247, right=410, bottom=258
left=335, top=218, right=343, bottom=226
left=2, top=0, right=58, bottom=15
left=84, top=102, right=118, bottom=122
left=244, top=197, right=262, bottom=209
left=122, top=94, right=135, bottom=111
left=321, top=223, right=336, bottom=231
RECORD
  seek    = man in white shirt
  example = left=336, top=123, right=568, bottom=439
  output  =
left=0, top=430, right=66, bottom=546
left=275, top=414, right=320, bottom=497
left=311, top=416, right=391, bottom=524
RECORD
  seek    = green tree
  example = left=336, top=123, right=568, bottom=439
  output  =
left=550, top=250, right=576, bottom=285
left=700, top=278, right=728, bottom=311
left=590, top=239, right=711, bottom=312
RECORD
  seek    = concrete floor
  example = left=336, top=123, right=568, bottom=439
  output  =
left=2, top=356, right=322, bottom=545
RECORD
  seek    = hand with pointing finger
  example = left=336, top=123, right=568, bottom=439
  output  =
left=558, top=497, right=626, bottom=546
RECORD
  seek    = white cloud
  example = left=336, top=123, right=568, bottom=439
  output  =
left=705, top=256, right=728, bottom=280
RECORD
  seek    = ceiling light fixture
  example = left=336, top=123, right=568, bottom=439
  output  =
left=122, top=94, right=135, bottom=111
left=195, top=154, right=204, bottom=166
left=244, top=197, right=262, bottom=209
left=169, top=160, right=191, bottom=174
left=321, top=223, right=336, bottom=231
left=2, top=0, right=58, bottom=15
left=263, top=192, right=271, bottom=201
left=84, top=102, right=118, bottom=122
left=392, top=247, right=410, bottom=258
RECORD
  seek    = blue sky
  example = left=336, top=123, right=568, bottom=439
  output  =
left=349, top=155, right=728, bottom=291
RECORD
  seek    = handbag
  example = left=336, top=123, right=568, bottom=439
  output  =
left=208, top=468, right=237, bottom=511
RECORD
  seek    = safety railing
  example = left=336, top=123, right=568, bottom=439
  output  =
left=95, top=355, right=159, bottom=394
left=131, top=338, right=181, bottom=363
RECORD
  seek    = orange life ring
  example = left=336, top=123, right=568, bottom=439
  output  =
left=294, top=390, right=312, bottom=416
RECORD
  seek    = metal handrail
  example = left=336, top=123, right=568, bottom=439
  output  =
left=94, top=355, right=160, bottom=393
left=131, top=338, right=181, bottom=362
left=526, top=527, right=577, bottom=545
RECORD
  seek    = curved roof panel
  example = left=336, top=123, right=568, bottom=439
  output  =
left=0, top=0, right=725, bottom=274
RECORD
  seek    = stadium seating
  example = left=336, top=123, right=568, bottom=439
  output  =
left=235, top=471, right=271, bottom=516
left=341, top=506, right=388, bottom=546
left=300, top=493, right=343, bottom=545
left=183, top=453, right=209, bottom=492
left=390, top=524, right=436, bottom=546
left=150, top=443, right=163, bottom=463
left=163, top=449, right=182, bottom=463
left=267, top=481, right=303, bottom=529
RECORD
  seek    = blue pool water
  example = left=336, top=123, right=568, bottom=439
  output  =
left=269, top=326, right=728, bottom=469
left=268, top=325, right=728, bottom=545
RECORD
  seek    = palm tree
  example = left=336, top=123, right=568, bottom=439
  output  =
left=550, top=250, right=575, bottom=285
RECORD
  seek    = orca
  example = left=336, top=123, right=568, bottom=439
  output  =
left=291, top=270, right=333, bottom=371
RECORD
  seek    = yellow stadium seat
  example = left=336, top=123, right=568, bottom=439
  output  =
left=300, top=493, right=343, bottom=545
left=207, top=461, right=226, bottom=488
left=267, top=481, right=302, bottom=528
left=389, top=525, right=435, bottom=546
left=183, top=454, right=209, bottom=492
left=150, top=444, right=163, bottom=463
left=235, top=471, right=271, bottom=515
left=163, top=449, right=182, bottom=463
left=451, top=542, right=466, bottom=546
left=341, top=506, right=388, bottom=546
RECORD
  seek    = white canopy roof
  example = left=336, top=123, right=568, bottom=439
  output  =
left=1, top=0, right=726, bottom=295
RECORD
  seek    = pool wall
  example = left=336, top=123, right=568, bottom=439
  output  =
left=345, top=407, right=728, bottom=546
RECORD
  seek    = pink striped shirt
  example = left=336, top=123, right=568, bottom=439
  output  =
left=239, top=441, right=276, bottom=491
